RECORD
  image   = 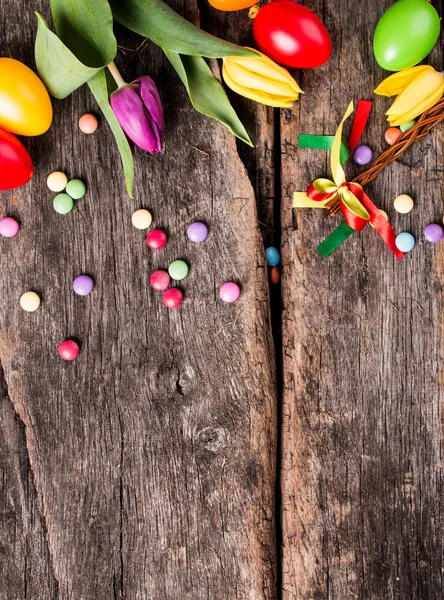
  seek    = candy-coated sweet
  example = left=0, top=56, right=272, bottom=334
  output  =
left=0, top=128, right=33, bottom=190
left=66, top=179, right=86, bottom=199
left=168, top=260, right=189, bottom=281
left=395, top=232, right=415, bottom=252
left=20, top=291, right=40, bottom=312
left=53, top=194, right=74, bottom=215
left=187, top=221, right=208, bottom=243
left=424, top=223, right=444, bottom=243
left=393, top=194, right=414, bottom=214
left=207, top=0, right=257, bottom=10
left=400, top=120, right=415, bottom=132
left=0, top=217, right=19, bottom=237
left=132, top=209, right=152, bottom=229
left=162, top=288, right=183, bottom=309
left=219, top=282, right=241, bottom=303
left=253, top=0, right=332, bottom=68
left=150, top=270, right=170, bottom=291
left=384, top=128, right=401, bottom=145
left=265, top=246, right=280, bottom=266
left=0, top=58, right=52, bottom=136
left=370, top=209, right=389, bottom=228
left=47, top=171, right=67, bottom=192
left=146, top=229, right=167, bottom=249
left=270, top=266, right=280, bottom=284
left=78, top=113, right=98, bottom=134
left=58, top=340, right=79, bottom=361
left=353, top=145, right=373, bottom=165
left=73, top=275, right=94, bottom=296
left=373, top=0, right=440, bottom=71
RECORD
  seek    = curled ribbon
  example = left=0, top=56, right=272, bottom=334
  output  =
left=293, top=101, right=404, bottom=259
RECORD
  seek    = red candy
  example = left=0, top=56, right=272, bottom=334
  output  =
left=146, top=228, right=167, bottom=249
left=58, top=340, right=79, bottom=361
left=162, top=288, right=183, bottom=309
left=150, top=269, right=170, bottom=291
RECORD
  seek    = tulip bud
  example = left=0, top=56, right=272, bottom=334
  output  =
left=375, top=65, right=444, bottom=127
left=108, top=63, right=164, bottom=154
left=222, top=47, right=302, bottom=108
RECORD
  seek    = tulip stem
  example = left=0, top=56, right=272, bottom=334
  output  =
left=107, top=61, right=126, bottom=89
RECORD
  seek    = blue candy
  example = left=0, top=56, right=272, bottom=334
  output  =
left=395, top=232, right=415, bottom=252
left=266, top=246, right=280, bottom=266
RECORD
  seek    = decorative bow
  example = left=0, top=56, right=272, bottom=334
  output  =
left=293, top=101, right=404, bottom=259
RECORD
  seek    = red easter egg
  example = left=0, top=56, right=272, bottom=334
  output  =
left=0, top=127, right=33, bottom=190
left=253, top=0, right=332, bottom=69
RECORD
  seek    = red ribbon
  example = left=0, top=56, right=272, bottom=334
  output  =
left=347, top=100, right=373, bottom=153
left=306, top=181, right=404, bottom=259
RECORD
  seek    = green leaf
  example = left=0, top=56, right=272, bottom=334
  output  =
left=110, top=0, right=255, bottom=58
left=164, top=50, right=252, bottom=147
left=87, top=70, right=135, bottom=198
left=35, top=13, right=102, bottom=99
left=50, top=0, right=117, bottom=68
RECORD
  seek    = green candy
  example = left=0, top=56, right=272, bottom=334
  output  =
left=53, top=193, right=74, bottom=214
left=400, top=120, right=415, bottom=133
left=168, top=260, right=188, bottom=281
left=66, top=179, right=86, bottom=199
left=373, top=0, right=440, bottom=71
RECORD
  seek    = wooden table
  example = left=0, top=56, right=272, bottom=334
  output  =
left=1, top=1, right=443, bottom=598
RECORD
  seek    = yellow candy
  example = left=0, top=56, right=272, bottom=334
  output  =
left=131, top=209, right=152, bottom=229
left=47, top=171, right=68, bottom=192
left=394, top=194, right=414, bottom=214
left=20, top=291, right=40, bottom=312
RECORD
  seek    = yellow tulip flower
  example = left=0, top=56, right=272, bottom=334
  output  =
left=222, top=48, right=303, bottom=108
left=374, top=65, right=444, bottom=127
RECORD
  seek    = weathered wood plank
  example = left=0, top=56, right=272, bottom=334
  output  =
left=281, top=0, right=444, bottom=598
left=0, top=2, right=277, bottom=598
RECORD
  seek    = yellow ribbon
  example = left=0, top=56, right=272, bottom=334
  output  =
left=293, top=101, right=370, bottom=221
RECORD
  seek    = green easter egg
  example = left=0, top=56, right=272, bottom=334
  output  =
left=373, top=0, right=440, bottom=71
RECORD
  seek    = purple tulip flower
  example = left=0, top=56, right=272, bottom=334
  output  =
left=110, top=75, right=164, bottom=154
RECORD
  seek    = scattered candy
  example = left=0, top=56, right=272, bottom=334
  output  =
left=53, top=193, right=74, bottom=214
left=66, top=179, right=86, bottom=199
left=162, top=288, right=183, bottom=309
left=219, top=282, right=241, bottom=303
left=146, top=229, right=167, bottom=249
left=73, top=275, right=94, bottom=296
left=150, top=269, right=170, bottom=291
left=58, top=339, right=79, bottom=361
left=78, top=113, right=98, bottom=134
left=270, top=266, right=280, bottom=284
left=384, top=127, right=401, bottom=145
left=168, top=260, right=189, bottom=281
left=353, top=145, right=373, bottom=165
left=0, top=216, right=19, bottom=237
left=400, top=119, right=416, bottom=133
left=424, top=223, right=444, bottom=243
left=370, top=209, right=389, bottom=228
left=20, top=291, right=40, bottom=312
left=395, top=232, right=415, bottom=252
left=187, top=221, right=208, bottom=243
left=47, top=171, right=68, bottom=192
left=393, top=194, right=414, bottom=214
left=132, top=209, right=152, bottom=230
left=265, top=246, right=280, bottom=266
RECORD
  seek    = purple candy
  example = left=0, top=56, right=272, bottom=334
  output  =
left=187, top=221, right=208, bottom=243
left=353, top=145, right=373, bottom=166
left=424, top=223, right=444, bottom=243
left=73, top=275, right=94, bottom=296
left=0, top=217, right=19, bottom=238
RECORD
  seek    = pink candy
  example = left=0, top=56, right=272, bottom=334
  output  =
left=150, top=270, right=170, bottom=291
left=0, top=217, right=19, bottom=238
left=219, top=282, right=241, bottom=303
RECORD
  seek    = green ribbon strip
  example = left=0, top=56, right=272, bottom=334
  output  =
left=298, top=134, right=350, bottom=166
left=316, top=221, right=355, bottom=257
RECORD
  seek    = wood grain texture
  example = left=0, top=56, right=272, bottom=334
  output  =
left=0, top=2, right=277, bottom=598
left=281, top=0, right=444, bottom=598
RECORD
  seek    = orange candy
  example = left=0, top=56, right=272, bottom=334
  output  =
left=270, top=266, right=281, bottom=284
left=384, top=127, right=401, bottom=145
left=207, top=0, right=257, bottom=10
left=79, top=113, right=98, bottom=134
